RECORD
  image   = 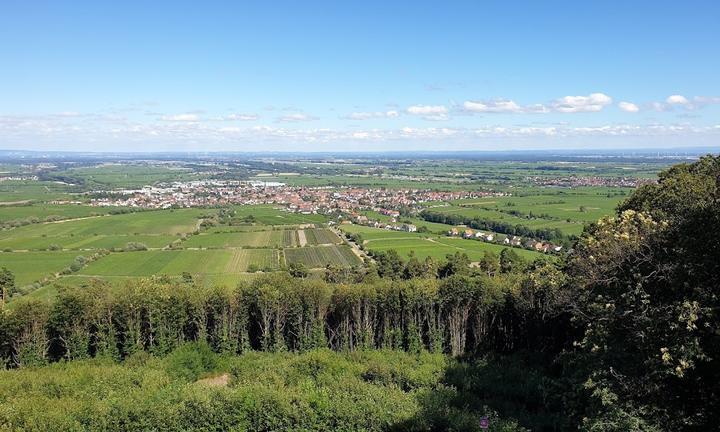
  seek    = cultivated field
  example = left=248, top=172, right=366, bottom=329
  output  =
left=0, top=233, right=176, bottom=251
left=341, top=225, right=542, bottom=261
left=232, top=205, right=327, bottom=225
left=284, top=245, right=361, bottom=268
left=78, top=249, right=279, bottom=276
left=0, top=204, right=120, bottom=223
left=0, top=251, right=86, bottom=286
left=303, top=228, right=342, bottom=245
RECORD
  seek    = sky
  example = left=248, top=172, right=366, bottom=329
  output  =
left=1, top=0, right=719, bottom=152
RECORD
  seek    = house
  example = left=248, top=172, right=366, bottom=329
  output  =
left=485, top=234, right=494, bottom=242
left=474, top=232, right=485, bottom=239
left=463, top=229, right=474, bottom=238
left=449, top=228, right=459, bottom=236
left=503, top=237, right=511, bottom=244
left=510, top=236, right=522, bottom=246
left=533, top=242, right=550, bottom=253
left=402, top=224, right=417, bottom=232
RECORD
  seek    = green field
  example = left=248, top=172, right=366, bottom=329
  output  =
left=0, top=204, right=122, bottom=223
left=56, top=164, right=197, bottom=188
left=0, top=233, right=176, bottom=251
left=78, top=249, right=279, bottom=276
left=341, top=225, right=542, bottom=261
left=0, top=209, right=205, bottom=245
left=0, top=251, right=85, bottom=286
left=303, top=228, right=342, bottom=245
left=428, top=205, right=585, bottom=236
left=448, top=188, right=626, bottom=222
left=0, top=180, right=79, bottom=203
left=183, top=230, right=287, bottom=248
left=232, top=205, right=328, bottom=225
left=284, top=245, right=361, bottom=268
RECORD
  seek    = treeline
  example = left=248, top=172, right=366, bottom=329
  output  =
left=0, top=260, right=569, bottom=367
left=420, top=210, right=568, bottom=242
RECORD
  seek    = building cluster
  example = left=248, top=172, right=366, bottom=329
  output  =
left=448, top=227, right=563, bottom=253
left=526, top=176, right=654, bottom=188
left=344, top=213, right=417, bottom=232
left=90, top=180, right=504, bottom=213
left=0, top=175, right=38, bottom=182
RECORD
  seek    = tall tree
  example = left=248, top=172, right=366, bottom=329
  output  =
left=0, top=267, right=16, bottom=308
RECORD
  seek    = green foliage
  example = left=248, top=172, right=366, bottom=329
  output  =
left=0, top=348, right=530, bottom=431
left=164, top=341, right=220, bottom=381
left=0, top=267, right=15, bottom=304
left=568, top=155, right=720, bottom=430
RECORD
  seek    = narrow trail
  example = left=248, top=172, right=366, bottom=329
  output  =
left=333, top=227, right=370, bottom=262
left=297, top=229, right=307, bottom=247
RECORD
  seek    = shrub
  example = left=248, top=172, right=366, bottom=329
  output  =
left=164, top=342, right=219, bottom=381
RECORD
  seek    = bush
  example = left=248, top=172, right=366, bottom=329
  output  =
left=164, top=342, right=220, bottom=381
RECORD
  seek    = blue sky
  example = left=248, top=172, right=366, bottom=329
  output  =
left=1, top=0, right=719, bottom=152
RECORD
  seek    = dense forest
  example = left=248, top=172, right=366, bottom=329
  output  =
left=1, top=156, right=719, bottom=431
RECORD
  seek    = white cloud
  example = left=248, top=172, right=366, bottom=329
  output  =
left=160, top=113, right=200, bottom=122
left=463, top=100, right=524, bottom=113
left=693, top=96, right=720, bottom=105
left=4, top=112, right=720, bottom=151
left=406, top=105, right=449, bottom=121
left=406, top=105, right=448, bottom=115
left=552, top=93, right=612, bottom=113
left=276, top=113, right=318, bottom=122
left=618, top=101, right=640, bottom=113
left=223, top=113, right=259, bottom=121
left=462, top=93, right=612, bottom=115
left=666, top=94, right=690, bottom=105
left=346, top=110, right=399, bottom=120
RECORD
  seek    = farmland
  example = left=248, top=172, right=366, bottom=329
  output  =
left=78, top=248, right=280, bottom=276
left=0, top=203, right=120, bottom=223
left=0, top=154, right=675, bottom=300
left=284, top=245, right=361, bottom=268
left=182, top=230, right=287, bottom=248
left=231, top=205, right=328, bottom=225
left=302, top=228, right=342, bottom=245
left=341, top=224, right=542, bottom=261
left=0, top=251, right=84, bottom=286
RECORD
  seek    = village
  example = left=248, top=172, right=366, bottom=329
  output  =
left=89, top=180, right=505, bottom=213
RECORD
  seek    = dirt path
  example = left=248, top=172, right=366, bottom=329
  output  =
left=0, top=200, right=31, bottom=206
left=297, top=229, right=307, bottom=247
left=46, top=215, right=105, bottom=224
left=195, top=373, right=230, bottom=387
left=333, top=227, right=370, bottom=262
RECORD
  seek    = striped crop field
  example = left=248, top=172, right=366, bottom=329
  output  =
left=303, top=228, right=342, bottom=245
left=78, top=249, right=279, bottom=276
left=283, top=229, right=300, bottom=247
left=284, top=245, right=361, bottom=268
left=182, top=230, right=285, bottom=248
